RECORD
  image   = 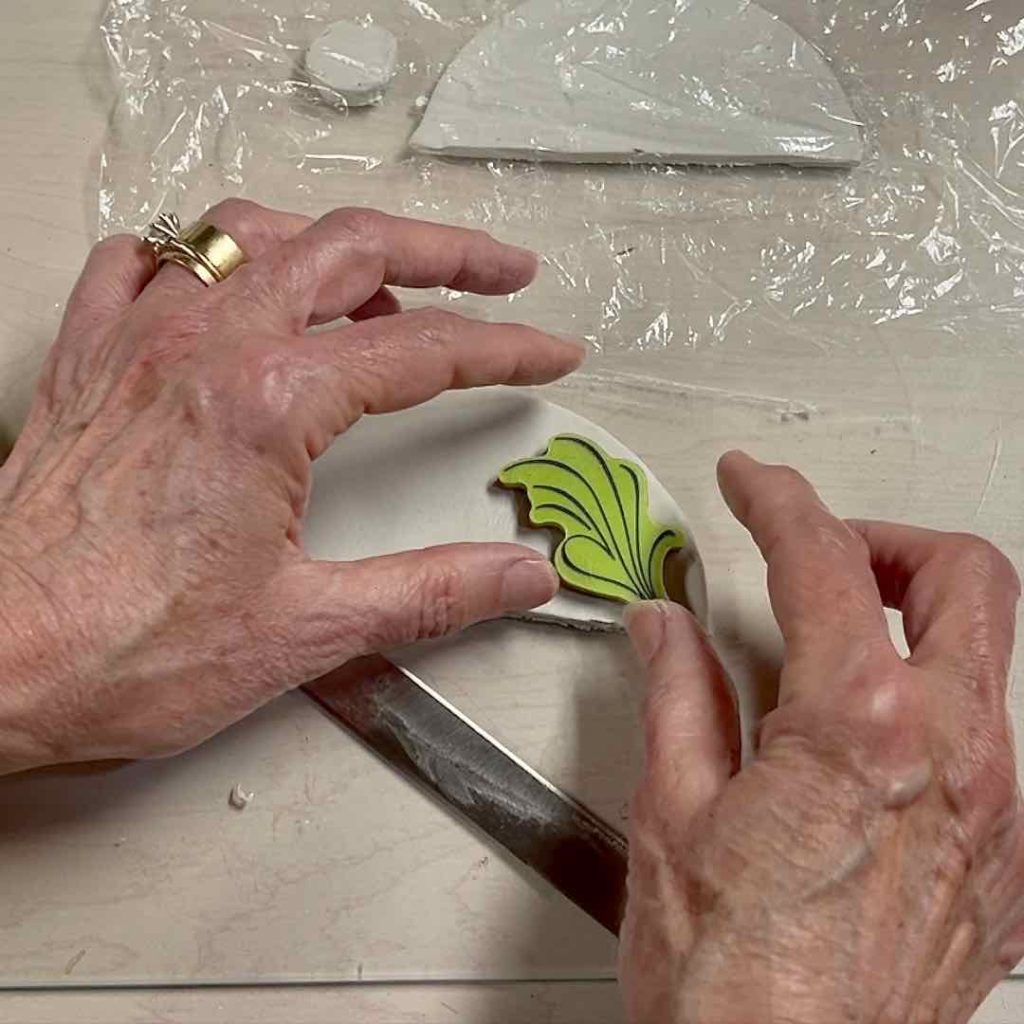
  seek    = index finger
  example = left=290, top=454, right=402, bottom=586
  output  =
left=718, top=451, right=894, bottom=674
left=256, top=208, right=538, bottom=329
left=299, top=208, right=538, bottom=293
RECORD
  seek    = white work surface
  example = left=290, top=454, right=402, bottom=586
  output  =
left=2, top=0, right=1024, bottom=1020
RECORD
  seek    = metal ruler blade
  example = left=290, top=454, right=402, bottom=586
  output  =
left=303, top=656, right=628, bottom=935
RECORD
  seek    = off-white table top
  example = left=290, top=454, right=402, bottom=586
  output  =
left=1, top=0, right=1023, bottom=1019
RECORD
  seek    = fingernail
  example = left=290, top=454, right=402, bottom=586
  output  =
left=511, top=243, right=539, bottom=262
left=720, top=449, right=755, bottom=466
left=501, top=557, right=559, bottom=609
left=624, top=601, right=668, bottom=665
left=558, top=335, right=589, bottom=357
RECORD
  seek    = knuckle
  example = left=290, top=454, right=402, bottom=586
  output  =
left=322, top=206, right=387, bottom=244
left=92, top=233, right=143, bottom=260
left=239, top=348, right=307, bottom=419
left=797, top=514, right=869, bottom=562
left=853, top=673, right=918, bottom=738
left=942, top=725, right=1019, bottom=830
left=206, top=197, right=267, bottom=240
left=220, top=265, right=292, bottom=323
left=410, top=306, right=463, bottom=339
left=139, top=304, right=210, bottom=349
left=207, top=196, right=263, bottom=222
left=772, top=659, right=929, bottom=773
left=411, top=563, right=469, bottom=640
left=752, top=472, right=806, bottom=523
left=828, top=521, right=872, bottom=564
left=769, top=464, right=810, bottom=495
left=467, top=226, right=495, bottom=248
left=948, top=534, right=1020, bottom=593
left=762, top=509, right=868, bottom=572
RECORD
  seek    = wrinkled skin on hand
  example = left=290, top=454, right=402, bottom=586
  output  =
left=0, top=200, right=583, bottom=773
left=621, top=453, right=1024, bottom=1024
left=4, top=199, right=1020, bottom=1023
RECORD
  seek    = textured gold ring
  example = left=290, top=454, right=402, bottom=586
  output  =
left=143, top=213, right=247, bottom=287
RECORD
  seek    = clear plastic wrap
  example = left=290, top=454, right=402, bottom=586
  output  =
left=99, top=0, right=1024, bottom=354
left=2, top=0, right=1018, bottom=991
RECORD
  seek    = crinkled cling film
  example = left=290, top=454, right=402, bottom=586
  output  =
left=100, top=0, right=1024, bottom=354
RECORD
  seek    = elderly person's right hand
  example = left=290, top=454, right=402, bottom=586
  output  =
left=621, top=453, right=1024, bottom=1023
left=0, top=200, right=583, bottom=774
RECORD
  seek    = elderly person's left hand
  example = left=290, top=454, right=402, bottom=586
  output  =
left=0, top=200, right=583, bottom=774
left=620, top=454, right=1024, bottom=1023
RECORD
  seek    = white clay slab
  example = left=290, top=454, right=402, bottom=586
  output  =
left=411, top=0, right=863, bottom=167
left=305, top=388, right=707, bottom=630
left=304, top=20, right=398, bottom=108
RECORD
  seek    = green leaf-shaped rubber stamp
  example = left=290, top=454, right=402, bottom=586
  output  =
left=498, top=435, right=686, bottom=604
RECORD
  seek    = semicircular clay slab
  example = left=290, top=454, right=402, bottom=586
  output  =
left=411, top=0, right=862, bottom=167
left=304, top=389, right=708, bottom=631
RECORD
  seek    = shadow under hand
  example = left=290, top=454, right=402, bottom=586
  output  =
left=710, top=609, right=784, bottom=755
left=0, top=426, right=13, bottom=466
left=0, top=759, right=169, bottom=840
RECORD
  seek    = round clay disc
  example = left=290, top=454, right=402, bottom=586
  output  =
left=305, top=388, right=708, bottom=630
left=304, top=20, right=399, bottom=108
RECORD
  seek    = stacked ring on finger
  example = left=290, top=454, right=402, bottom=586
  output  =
left=143, top=213, right=247, bottom=287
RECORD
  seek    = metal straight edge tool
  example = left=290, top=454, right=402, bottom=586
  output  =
left=303, top=655, right=628, bottom=935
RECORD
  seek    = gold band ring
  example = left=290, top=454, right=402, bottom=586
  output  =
left=143, top=213, right=247, bottom=287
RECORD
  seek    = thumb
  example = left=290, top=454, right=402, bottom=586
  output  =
left=625, top=601, right=741, bottom=828
left=273, top=543, right=559, bottom=678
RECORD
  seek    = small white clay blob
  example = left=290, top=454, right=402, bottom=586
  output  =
left=304, top=20, right=398, bottom=108
left=228, top=784, right=254, bottom=811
